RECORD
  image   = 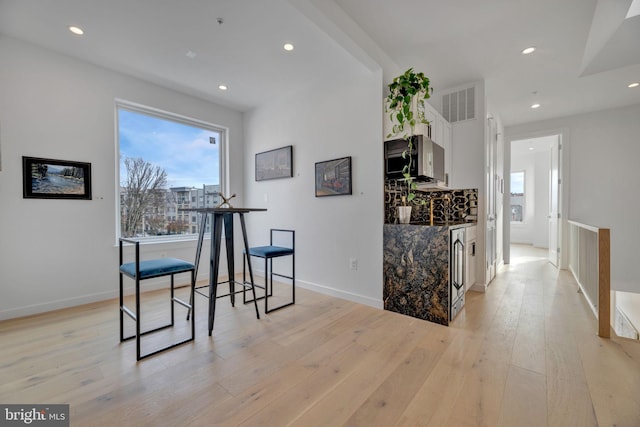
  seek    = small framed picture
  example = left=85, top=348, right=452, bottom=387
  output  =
left=22, top=156, right=92, bottom=200
left=315, top=156, right=352, bottom=197
left=255, top=145, right=293, bottom=181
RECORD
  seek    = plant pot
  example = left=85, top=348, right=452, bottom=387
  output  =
left=397, top=206, right=412, bottom=224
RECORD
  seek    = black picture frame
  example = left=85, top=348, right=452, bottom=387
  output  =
left=22, top=156, right=92, bottom=200
left=315, top=156, right=352, bottom=197
left=255, top=145, right=293, bottom=181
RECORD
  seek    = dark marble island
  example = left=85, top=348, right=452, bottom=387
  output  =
left=383, top=185, right=478, bottom=326
left=383, top=224, right=452, bottom=325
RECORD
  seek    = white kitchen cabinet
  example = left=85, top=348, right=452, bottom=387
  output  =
left=465, top=225, right=477, bottom=291
left=383, top=98, right=452, bottom=185
left=442, top=119, right=452, bottom=186
left=424, top=102, right=452, bottom=186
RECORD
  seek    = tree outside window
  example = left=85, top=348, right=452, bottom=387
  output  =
left=117, top=103, right=224, bottom=238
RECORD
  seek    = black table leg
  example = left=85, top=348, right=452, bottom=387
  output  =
left=223, top=213, right=235, bottom=307
left=187, top=212, right=208, bottom=321
left=208, top=213, right=224, bottom=336
left=239, top=213, right=260, bottom=320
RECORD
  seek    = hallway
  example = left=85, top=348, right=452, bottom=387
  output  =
left=451, top=243, right=640, bottom=426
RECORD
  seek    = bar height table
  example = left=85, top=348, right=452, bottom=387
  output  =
left=184, top=207, right=266, bottom=336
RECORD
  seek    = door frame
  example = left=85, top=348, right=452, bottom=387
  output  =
left=503, top=128, right=569, bottom=268
left=486, top=116, right=498, bottom=283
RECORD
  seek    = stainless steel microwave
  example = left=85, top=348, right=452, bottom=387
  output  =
left=384, top=135, right=445, bottom=182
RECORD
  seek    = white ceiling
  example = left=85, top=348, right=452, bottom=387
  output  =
left=1, top=0, right=639, bottom=126
left=511, top=135, right=557, bottom=157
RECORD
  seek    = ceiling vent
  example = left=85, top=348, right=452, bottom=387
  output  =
left=442, top=86, right=475, bottom=123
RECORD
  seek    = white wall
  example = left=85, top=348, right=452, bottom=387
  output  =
left=506, top=103, right=640, bottom=293
left=436, top=81, right=490, bottom=287
left=243, top=66, right=384, bottom=307
left=0, top=36, right=245, bottom=320
left=616, top=291, right=640, bottom=336
left=510, top=150, right=550, bottom=247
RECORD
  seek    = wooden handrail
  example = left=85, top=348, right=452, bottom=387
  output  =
left=568, top=220, right=611, bottom=338
left=598, top=228, right=610, bottom=338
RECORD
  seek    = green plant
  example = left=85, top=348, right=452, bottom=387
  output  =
left=385, top=68, right=433, bottom=204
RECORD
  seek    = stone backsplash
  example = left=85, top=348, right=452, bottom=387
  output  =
left=385, top=180, right=478, bottom=224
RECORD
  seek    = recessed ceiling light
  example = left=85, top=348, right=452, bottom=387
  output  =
left=283, top=43, right=294, bottom=51
left=629, top=82, right=639, bottom=88
left=218, top=85, right=228, bottom=91
left=529, top=147, right=535, bottom=151
left=68, top=26, right=84, bottom=35
left=521, top=47, right=536, bottom=55
left=530, top=103, right=541, bottom=109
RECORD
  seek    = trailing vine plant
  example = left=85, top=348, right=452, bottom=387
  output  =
left=385, top=68, right=433, bottom=204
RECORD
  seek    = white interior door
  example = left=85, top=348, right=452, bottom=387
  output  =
left=486, top=118, right=497, bottom=283
left=548, top=137, right=560, bottom=266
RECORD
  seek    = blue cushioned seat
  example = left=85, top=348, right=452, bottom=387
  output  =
left=120, top=258, right=195, bottom=280
left=248, top=246, right=294, bottom=258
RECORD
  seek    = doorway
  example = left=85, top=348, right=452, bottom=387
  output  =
left=509, top=135, right=560, bottom=266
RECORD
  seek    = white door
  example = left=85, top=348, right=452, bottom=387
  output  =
left=486, top=118, right=498, bottom=283
left=548, top=136, right=560, bottom=266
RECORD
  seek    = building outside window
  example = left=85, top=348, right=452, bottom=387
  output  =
left=510, top=170, right=525, bottom=222
left=117, top=101, right=224, bottom=238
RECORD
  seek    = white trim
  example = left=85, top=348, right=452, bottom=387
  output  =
left=0, top=290, right=115, bottom=321
left=569, top=265, right=598, bottom=317
left=0, top=278, right=195, bottom=321
left=504, top=127, right=570, bottom=269
left=568, top=220, right=600, bottom=233
left=296, top=279, right=383, bottom=309
left=114, top=99, right=228, bottom=244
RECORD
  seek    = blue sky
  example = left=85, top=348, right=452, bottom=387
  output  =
left=511, top=171, right=524, bottom=194
left=118, top=109, right=220, bottom=188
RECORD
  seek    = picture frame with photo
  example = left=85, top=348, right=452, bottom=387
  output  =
left=22, top=156, right=92, bottom=200
left=255, top=145, right=293, bottom=181
left=315, top=156, right=352, bottom=197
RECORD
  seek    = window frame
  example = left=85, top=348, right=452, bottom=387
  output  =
left=115, top=99, right=227, bottom=242
left=510, top=170, right=525, bottom=223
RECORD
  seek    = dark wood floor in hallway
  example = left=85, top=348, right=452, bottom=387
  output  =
left=1, top=244, right=638, bottom=426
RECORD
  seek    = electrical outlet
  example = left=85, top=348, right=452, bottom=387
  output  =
left=349, top=258, right=358, bottom=270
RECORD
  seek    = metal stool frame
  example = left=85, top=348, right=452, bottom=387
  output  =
left=119, top=238, right=195, bottom=361
left=242, top=229, right=295, bottom=313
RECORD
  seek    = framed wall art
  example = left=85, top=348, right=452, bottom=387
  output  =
left=315, top=156, right=352, bottom=197
left=255, top=145, right=293, bottom=181
left=22, top=156, right=92, bottom=200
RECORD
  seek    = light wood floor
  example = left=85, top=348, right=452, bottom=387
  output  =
left=1, top=244, right=639, bottom=426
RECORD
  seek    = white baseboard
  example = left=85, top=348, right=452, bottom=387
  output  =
left=248, top=266, right=383, bottom=309
left=296, top=279, right=383, bottom=309
left=0, top=290, right=116, bottom=321
left=0, top=277, right=195, bottom=321
left=615, top=305, right=640, bottom=340
left=469, top=283, right=487, bottom=293
left=0, top=274, right=383, bottom=321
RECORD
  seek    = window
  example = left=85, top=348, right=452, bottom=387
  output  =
left=510, top=171, right=525, bottom=222
left=117, top=101, right=224, bottom=238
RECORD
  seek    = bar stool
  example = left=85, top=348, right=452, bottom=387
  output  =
left=243, top=229, right=295, bottom=313
left=119, top=238, right=195, bottom=361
